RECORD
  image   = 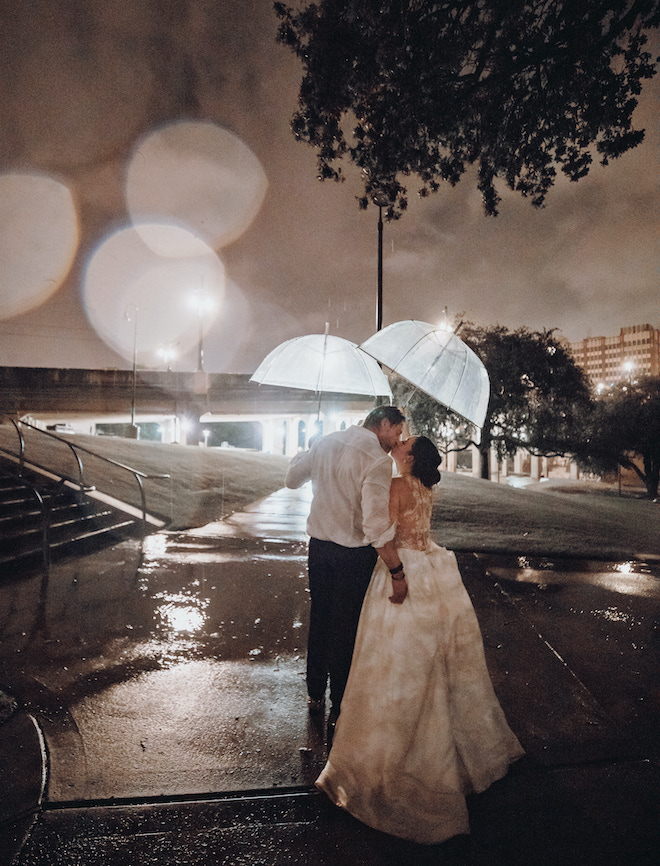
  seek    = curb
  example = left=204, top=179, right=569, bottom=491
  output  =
left=0, top=696, right=47, bottom=866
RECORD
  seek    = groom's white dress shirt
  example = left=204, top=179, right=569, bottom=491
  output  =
left=285, top=425, right=395, bottom=549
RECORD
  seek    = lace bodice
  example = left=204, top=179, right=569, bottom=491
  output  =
left=393, top=475, right=433, bottom=551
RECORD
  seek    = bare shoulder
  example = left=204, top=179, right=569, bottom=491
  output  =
left=390, top=476, right=403, bottom=503
left=390, top=475, right=414, bottom=503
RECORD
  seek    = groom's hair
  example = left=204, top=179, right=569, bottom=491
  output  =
left=363, top=405, right=405, bottom=430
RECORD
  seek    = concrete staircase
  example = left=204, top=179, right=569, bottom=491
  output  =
left=0, top=464, right=141, bottom=576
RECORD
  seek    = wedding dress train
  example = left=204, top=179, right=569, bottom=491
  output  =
left=316, top=477, right=524, bottom=844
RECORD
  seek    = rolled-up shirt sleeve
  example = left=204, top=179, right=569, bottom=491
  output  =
left=285, top=449, right=313, bottom=489
left=361, top=458, right=396, bottom=548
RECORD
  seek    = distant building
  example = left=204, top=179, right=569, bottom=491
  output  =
left=568, top=324, right=660, bottom=388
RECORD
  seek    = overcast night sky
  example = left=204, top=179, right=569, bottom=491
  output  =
left=0, top=0, right=657, bottom=375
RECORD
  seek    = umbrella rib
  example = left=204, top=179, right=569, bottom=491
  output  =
left=391, top=334, right=426, bottom=370
left=395, top=324, right=451, bottom=373
left=425, top=343, right=466, bottom=404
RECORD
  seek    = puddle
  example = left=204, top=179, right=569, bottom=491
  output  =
left=479, top=554, right=660, bottom=599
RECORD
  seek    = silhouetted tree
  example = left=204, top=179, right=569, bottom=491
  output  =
left=393, top=323, right=593, bottom=478
left=275, top=0, right=659, bottom=216
left=576, top=377, right=660, bottom=499
left=390, top=373, right=472, bottom=458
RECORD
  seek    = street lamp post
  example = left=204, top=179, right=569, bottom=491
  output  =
left=372, top=195, right=392, bottom=332
left=371, top=195, right=391, bottom=408
left=196, top=291, right=205, bottom=372
left=125, top=305, right=139, bottom=429
left=192, top=287, right=216, bottom=373
left=377, top=204, right=383, bottom=332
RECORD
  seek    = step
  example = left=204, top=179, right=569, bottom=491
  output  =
left=0, top=509, right=138, bottom=556
left=0, top=518, right=138, bottom=573
left=0, top=501, right=81, bottom=531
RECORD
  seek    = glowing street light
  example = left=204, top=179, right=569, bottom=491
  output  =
left=439, top=306, right=455, bottom=332
left=624, top=360, right=634, bottom=383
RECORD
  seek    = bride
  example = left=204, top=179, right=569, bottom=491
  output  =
left=316, top=436, right=524, bottom=845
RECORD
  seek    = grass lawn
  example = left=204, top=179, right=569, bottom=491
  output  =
left=1, top=427, right=658, bottom=559
left=0, top=428, right=289, bottom=530
left=433, top=472, right=659, bottom=560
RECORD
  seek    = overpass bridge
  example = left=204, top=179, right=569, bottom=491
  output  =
left=0, top=368, right=588, bottom=483
left=0, top=367, right=377, bottom=456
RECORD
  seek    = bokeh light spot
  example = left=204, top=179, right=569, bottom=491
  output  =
left=83, top=225, right=225, bottom=364
left=0, top=172, right=78, bottom=319
left=126, top=120, right=268, bottom=252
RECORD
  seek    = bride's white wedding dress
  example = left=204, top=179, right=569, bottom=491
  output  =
left=316, top=475, right=524, bottom=845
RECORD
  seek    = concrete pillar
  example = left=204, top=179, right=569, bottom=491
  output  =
left=444, top=449, right=457, bottom=473
left=285, top=418, right=304, bottom=457
left=570, top=461, right=579, bottom=480
left=261, top=419, right=275, bottom=454
left=514, top=451, right=525, bottom=474
left=530, top=454, right=541, bottom=481
left=160, top=417, right=176, bottom=444
left=471, top=444, right=481, bottom=477
left=490, top=446, right=499, bottom=481
left=542, top=457, right=549, bottom=478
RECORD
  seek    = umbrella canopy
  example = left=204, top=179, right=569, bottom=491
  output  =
left=360, top=320, right=489, bottom=428
left=250, top=332, right=392, bottom=398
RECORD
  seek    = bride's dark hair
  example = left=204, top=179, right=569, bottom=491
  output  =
left=410, top=436, right=443, bottom=489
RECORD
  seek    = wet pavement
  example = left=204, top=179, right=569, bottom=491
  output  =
left=0, top=486, right=658, bottom=865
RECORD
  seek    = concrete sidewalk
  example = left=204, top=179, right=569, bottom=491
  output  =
left=1, top=486, right=658, bottom=865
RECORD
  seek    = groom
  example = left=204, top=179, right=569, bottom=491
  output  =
left=285, top=405, right=407, bottom=738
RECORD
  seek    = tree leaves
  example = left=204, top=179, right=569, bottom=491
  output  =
left=576, top=377, right=660, bottom=498
left=275, top=0, right=659, bottom=216
left=392, top=322, right=593, bottom=477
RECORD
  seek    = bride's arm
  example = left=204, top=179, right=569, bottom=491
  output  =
left=383, top=479, right=407, bottom=604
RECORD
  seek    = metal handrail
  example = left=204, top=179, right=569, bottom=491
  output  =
left=2, top=416, right=86, bottom=488
left=0, top=417, right=171, bottom=532
left=0, top=462, right=51, bottom=573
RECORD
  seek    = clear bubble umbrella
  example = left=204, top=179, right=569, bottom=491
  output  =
left=359, top=320, right=489, bottom=430
left=250, top=329, right=392, bottom=402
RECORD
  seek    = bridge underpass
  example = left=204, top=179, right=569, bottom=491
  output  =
left=0, top=367, right=376, bottom=456
left=0, top=366, right=591, bottom=484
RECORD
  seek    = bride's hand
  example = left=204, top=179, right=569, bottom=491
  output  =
left=389, top=577, right=408, bottom=604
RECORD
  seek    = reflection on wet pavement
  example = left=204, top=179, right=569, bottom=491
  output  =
left=482, top=553, right=660, bottom=598
left=0, top=532, right=326, bottom=803
left=72, top=657, right=327, bottom=802
left=474, top=551, right=659, bottom=763
left=2, top=524, right=659, bottom=810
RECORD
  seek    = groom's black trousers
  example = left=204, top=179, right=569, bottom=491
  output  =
left=306, top=538, right=378, bottom=715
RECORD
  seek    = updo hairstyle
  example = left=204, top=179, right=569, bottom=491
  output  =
left=410, top=436, right=442, bottom=489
